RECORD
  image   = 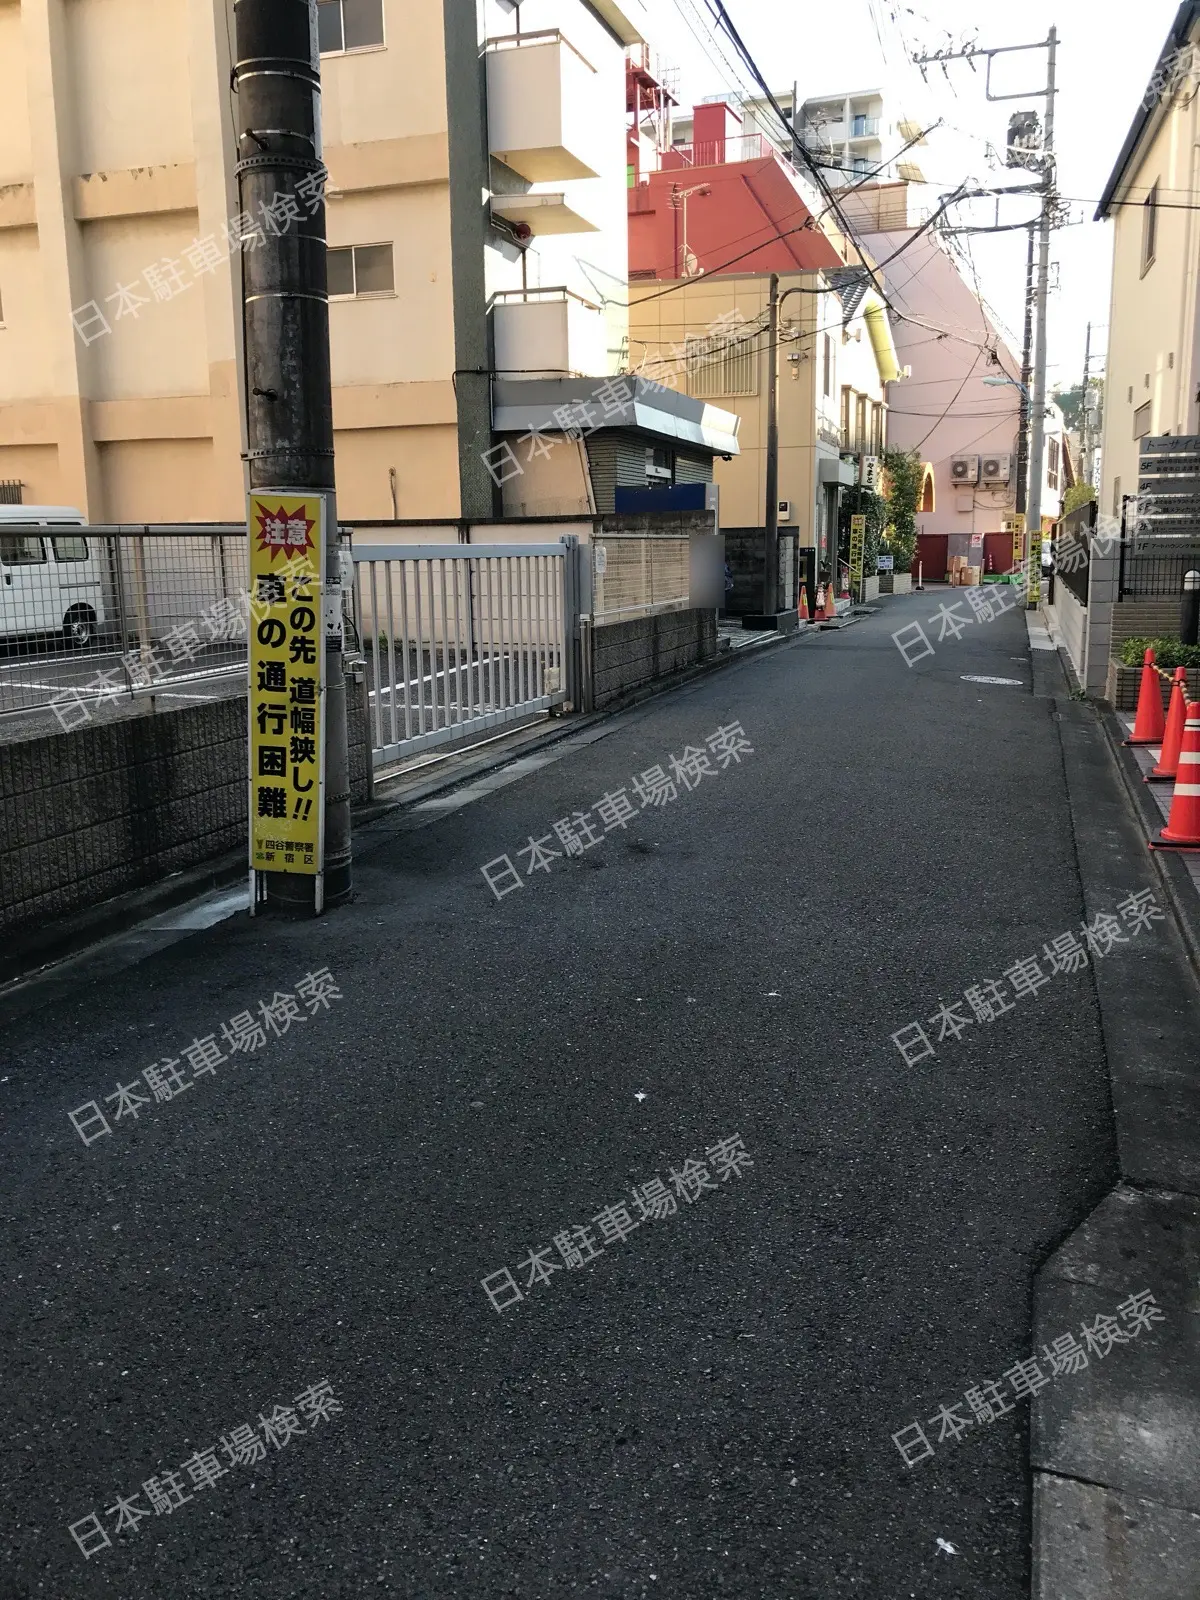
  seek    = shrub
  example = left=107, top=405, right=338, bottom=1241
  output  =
left=1062, top=482, right=1097, bottom=516
left=1120, top=636, right=1200, bottom=668
left=882, top=448, right=922, bottom=573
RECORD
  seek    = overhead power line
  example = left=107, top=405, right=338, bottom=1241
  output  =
left=701, top=0, right=900, bottom=316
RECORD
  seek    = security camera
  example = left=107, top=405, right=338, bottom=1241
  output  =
left=512, top=221, right=533, bottom=243
left=720, top=453, right=733, bottom=461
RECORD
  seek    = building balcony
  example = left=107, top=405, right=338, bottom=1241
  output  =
left=491, top=190, right=601, bottom=237
left=667, top=132, right=783, bottom=167
left=492, top=288, right=609, bottom=381
left=815, top=115, right=881, bottom=143
left=485, top=32, right=603, bottom=183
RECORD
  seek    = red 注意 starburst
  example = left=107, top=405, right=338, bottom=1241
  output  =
left=255, top=504, right=315, bottom=561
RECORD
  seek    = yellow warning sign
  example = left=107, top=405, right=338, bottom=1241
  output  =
left=849, top=513, right=866, bottom=598
left=247, top=492, right=326, bottom=875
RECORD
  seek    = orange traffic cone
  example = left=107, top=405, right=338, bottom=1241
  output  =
left=799, top=586, right=810, bottom=622
left=1150, top=702, right=1200, bottom=851
left=1125, top=648, right=1167, bottom=745
left=823, top=585, right=838, bottom=621
left=1148, top=667, right=1188, bottom=781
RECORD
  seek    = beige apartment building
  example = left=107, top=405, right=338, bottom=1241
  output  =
left=630, top=265, right=897, bottom=577
left=1096, top=0, right=1200, bottom=529
left=0, top=0, right=733, bottom=524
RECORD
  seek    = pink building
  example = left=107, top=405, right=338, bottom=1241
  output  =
left=843, top=184, right=1064, bottom=581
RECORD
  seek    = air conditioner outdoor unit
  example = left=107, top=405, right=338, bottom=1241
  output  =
left=860, top=456, right=881, bottom=490
left=777, top=499, right=795, bottom=522
left=950, top=454, right=980, bottom=484
left=981, top=452, right=1012, bottom=484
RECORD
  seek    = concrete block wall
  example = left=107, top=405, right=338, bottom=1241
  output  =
left=590, top=608, right=718, bottom=709
left=1110, top=598, right=1186, bottom=646
left=1084, top=548, right=1195, bottom=696
left=1082, top=549, right=1119, bottom=697
left=1045, top=583, right=1086, bottom=686
left=0, top=684, right=370, bottom=938
left=595, top=510, right=714, bottom=539
left=723, top=528, right=801, bottom=614
left=1106, top=662, right=1200, bottom=712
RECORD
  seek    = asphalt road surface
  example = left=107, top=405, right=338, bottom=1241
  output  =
left=0, top=593, right=1119, bottom=1598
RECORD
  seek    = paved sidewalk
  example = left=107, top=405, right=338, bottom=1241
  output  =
left=1028, top=642, right=1200, bottom=1600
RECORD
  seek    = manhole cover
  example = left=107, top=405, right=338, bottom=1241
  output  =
left=961, top=675, right=1023, bottom=686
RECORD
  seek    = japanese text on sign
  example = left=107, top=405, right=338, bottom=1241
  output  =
left=849, top=514, right=866, bottom=599
left=248, top=494, right=325, bottom=875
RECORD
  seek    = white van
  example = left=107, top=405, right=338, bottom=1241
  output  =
left=0, top=506, right=106, bottom=648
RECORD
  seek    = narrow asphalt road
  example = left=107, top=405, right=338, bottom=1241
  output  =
left=1, top=592, right=1120, bottom=1598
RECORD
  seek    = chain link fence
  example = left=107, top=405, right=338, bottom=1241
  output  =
left=0, top=525, right=250, bottom=730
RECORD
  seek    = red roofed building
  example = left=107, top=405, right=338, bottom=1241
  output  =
left=627, top=94, right=846, bottom=281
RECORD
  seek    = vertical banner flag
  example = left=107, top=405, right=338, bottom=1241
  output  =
left=849, top=513, right=866, bottom=600
left=1010, top=513, right=1025, bottom=578
left=1026, top=520, right=1042, bottom=606
left=248, top=492, right=326, bottom=876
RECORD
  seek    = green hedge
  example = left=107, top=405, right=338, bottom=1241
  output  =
left=1120, top=636, right=1200, bottom=668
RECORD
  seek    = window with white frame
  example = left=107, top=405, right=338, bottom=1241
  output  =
left=317, top=0, right=384, bottom=53
left=685, top=329, right=757, bottom=398
left=327, top=244, right=394, bottom=299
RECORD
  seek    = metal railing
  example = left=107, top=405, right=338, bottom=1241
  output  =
left=673, top=134, right=782, bottom=168
left=1118, top=542, right=1200, bottom=597
left=352, top=542, right=574, bottom=771
left=0, top=524, right=250, bottom=726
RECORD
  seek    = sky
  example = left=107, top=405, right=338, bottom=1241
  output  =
left=658, top=0, right=1183, bottom=397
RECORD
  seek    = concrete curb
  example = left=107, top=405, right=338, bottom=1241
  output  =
left=1030, top=681, right=1200, bottom=1600
left=1098, top=704, right=1200, bottom=982
left=0, top=850, right=246, bottom=991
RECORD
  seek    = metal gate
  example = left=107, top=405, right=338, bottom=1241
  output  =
left=353, top=540, right=579, bottom=771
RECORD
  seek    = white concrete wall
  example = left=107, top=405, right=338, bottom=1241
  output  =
left=482, top=0, right=630, bottom=374
left=1046, top=583, right=1086, bottom=685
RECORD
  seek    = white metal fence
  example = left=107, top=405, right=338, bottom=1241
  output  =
left=353, top=541, right=575, bottom=770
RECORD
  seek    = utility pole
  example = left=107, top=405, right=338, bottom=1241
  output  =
left=745, top=275, right=799, bottom=630
left=915, top=28, right=1058, bottom=604
left=1078, top=320, right=1092, bottom=485
left=235, top=0, right=352, bottom=913
left=1017, top=26, right=1055, bottom=604
left=763, top=273, right=780, bottom=614
left=1016, top=221, right=1035, bottom=517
